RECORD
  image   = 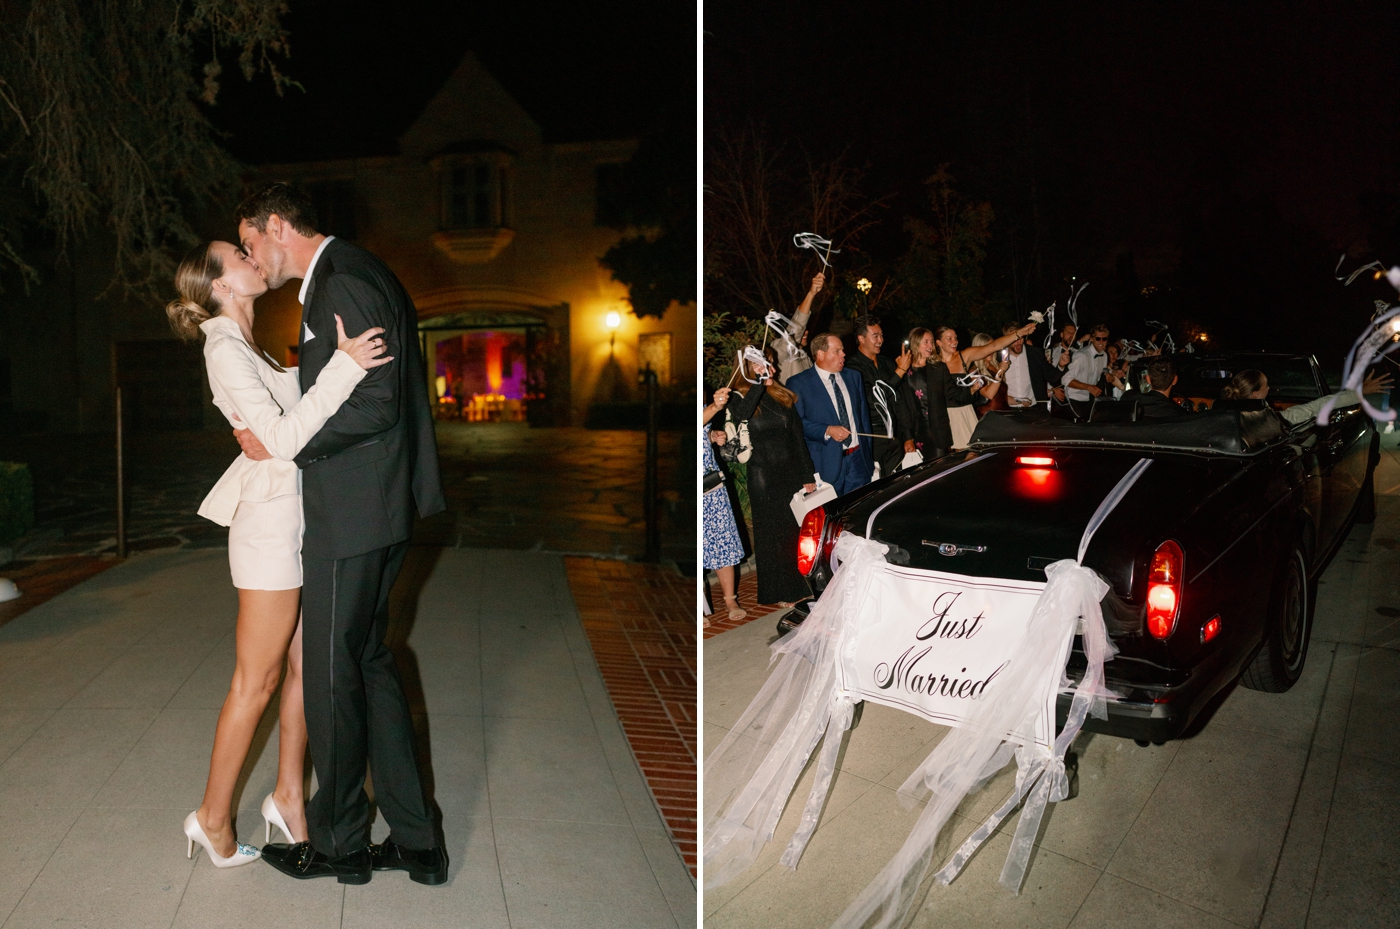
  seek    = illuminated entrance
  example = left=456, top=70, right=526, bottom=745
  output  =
left=432, top=329, right=530, bottom=421
left=417, top=300, right=571, bottom=426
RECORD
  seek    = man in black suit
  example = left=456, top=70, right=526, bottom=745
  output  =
left=233, top=183, right=448, bottom=885
left=1138, top=356, right=1190, bottom=419
left=844, top=315, right=909, bottom=478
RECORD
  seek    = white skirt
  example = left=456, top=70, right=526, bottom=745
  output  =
left=948, top=403, right=979, bottom=450
left=227, top=494, right=303, bottom=590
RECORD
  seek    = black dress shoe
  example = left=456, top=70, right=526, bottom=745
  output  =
left=261, top=841, right=372, bottom=885
left=369, top=840, right=449, bottom=885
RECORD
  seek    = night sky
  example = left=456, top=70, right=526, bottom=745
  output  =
left=705, top=0, right=1400, bottom=361
left=207, top=0, right=694, bottom=163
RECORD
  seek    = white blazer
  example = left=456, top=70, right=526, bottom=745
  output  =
left=197, top=315, right=365, bottom=527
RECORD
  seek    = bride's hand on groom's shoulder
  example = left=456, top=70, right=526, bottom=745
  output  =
left=336, top=315, right=394, bottom=370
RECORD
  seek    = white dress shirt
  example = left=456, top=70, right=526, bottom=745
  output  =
left=1004, top=349, right=1034, bottom=404
left=1065, top=348, right=1108, bottom=402
left=816, top=366, right=859, bottom=451
left=196, top=314, right=365, bottom=526
left=297, top=235, right=336, bottom=306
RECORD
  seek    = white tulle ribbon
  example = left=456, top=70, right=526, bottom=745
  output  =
left=794, top=232, right=841, bottom=268
left=703, top=455, right=1153, bottom=929
left=701, top=533, right=889, bottom=889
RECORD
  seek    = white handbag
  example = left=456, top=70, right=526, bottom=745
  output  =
left=899, top=449, right=924, bottom=471
left=790, top=472, right=838, bottom=525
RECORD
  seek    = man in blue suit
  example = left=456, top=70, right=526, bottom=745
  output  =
left=788, top=333, right=875, bottom=495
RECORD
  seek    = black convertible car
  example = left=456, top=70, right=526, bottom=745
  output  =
left=790, top=352, right=1379, bottom=742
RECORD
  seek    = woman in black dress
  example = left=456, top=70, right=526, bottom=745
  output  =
left=723, top=348, right=817, bottom=607
left=895, top=327, right=969, bottom=461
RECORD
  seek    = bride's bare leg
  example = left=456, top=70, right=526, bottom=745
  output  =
left=273, top=613, right=309, bottom=842
left=197, top=588, right=301, bottom=857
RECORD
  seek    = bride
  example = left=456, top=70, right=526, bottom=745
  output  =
left=165, top=240, right=390, bottom=866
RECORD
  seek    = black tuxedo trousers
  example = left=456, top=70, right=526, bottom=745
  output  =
left=292, top=239, right=446, bottom=857
left=302, top=541, right=435, bottom=855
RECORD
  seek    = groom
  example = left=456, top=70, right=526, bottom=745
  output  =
left=233, top=182, right=448, bottom=885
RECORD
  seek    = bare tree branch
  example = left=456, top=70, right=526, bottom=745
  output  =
left=0, top=0, right=292, bottom=296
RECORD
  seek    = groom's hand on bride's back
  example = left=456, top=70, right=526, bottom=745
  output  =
left=234, top=428, right=272, bottom=461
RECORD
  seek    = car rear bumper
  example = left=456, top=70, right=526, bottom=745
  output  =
left=1057, top=691, right=1190, bottom=742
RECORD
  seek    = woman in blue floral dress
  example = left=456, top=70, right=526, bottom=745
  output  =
left=702, top=388, right=746, bottom=624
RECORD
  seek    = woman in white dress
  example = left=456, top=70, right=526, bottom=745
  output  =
left=165, top=241, right=391, bottom=867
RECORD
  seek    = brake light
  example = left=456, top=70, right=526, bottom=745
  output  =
left=797, top=507, right=826, bottom=576
left=1015, top=455, right=1055, bottom=467
left=1146, top=539, right=1184, bottom=639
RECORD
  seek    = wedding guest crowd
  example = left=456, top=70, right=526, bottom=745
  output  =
left=703, top=292, right=1261, bottom=611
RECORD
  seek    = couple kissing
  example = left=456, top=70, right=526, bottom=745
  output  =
left=165, top=182, right=447, bottom=885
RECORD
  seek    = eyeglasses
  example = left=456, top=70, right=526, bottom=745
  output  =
left=1091, top=337, right=1108, bottom=343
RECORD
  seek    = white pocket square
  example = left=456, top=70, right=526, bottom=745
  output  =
left=303, top=322, right=316, bottom=342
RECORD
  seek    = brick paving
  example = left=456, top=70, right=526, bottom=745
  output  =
left=565, top=556, right=698, bottom=876
left=702, top=566, right=793, bottom=639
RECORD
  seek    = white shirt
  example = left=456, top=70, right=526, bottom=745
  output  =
left=1004, top=348, right=1033, bottom=404
left=297, top=235, right=337, bottom=306
left=1065, top=348, right=1108, bottom=402
left=816, top=366, right=859, bottom=451
left=196, top=314, right=365, bottom=526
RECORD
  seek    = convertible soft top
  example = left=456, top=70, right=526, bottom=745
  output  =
left=969, top=406, right=1286, bottom=454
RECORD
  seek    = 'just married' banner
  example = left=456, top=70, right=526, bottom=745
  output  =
left=836, top=564, right=1064, bottom=748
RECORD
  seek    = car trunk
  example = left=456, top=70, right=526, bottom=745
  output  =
left=842, top=447, right=1246, bottom=683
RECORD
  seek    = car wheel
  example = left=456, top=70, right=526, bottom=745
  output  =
left=1240, top=544, right=1313, bottom=693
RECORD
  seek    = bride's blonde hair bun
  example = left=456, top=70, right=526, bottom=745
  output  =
left=165, top=243, right=223, bottom=341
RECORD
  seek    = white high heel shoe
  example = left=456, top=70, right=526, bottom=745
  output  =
left=183, top=811, right=260, bottom=868
left=261, top=793, right=296, bottom=844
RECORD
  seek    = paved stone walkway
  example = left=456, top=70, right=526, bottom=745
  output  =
left=0, top=546, right=695, bottom=929
left=0, top=423, right=695, bottom=569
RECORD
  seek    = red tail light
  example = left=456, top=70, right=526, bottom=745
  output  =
left=797, top=507, right=826, bottom=576
left=1201, top=615, right=1221, bottom=643
left=1146, top=539, right=1184, bottom=639
left=1015, top=455, right=1056, bottom=467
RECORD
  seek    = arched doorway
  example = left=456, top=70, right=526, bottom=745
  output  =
left=415, top=287, right=571, bottom=427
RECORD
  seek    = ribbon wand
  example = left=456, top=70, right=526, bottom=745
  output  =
left=793, top=232, right=840, bottom=270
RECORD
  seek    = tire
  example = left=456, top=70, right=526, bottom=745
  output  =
left=1240, top=544, right=1313, bottom=693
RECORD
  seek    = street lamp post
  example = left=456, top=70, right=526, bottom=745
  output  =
left=639, top=363, right=660, bottom=563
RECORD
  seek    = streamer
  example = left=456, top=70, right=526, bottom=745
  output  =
left=793, top=232, right=840, bottom=269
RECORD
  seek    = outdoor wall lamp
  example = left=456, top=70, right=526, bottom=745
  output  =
left=606, top=310, right=622, bottom=357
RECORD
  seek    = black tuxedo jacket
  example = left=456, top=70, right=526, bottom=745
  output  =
left=1025, top=322, right=1062, bottom=401
left=295, top=238, right=446, bottom=560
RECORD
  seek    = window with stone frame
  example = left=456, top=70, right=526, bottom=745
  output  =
left=442, top=159, right=511, bottom=230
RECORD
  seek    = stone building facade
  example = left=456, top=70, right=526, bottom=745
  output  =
left=251, top=52, right=695, bottom=427
left=0, top=53, right=694, bottom=433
